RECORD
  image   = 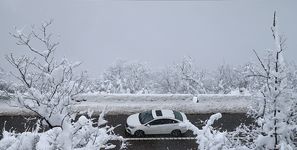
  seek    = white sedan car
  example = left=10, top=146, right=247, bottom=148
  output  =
left=125, top=109, right=188, bottom=137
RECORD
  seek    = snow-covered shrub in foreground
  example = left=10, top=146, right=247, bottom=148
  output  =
left=0, top=113, right=125, bottom=150
left=181, top=113, right=230, bottom=150
left=182, top=113, right=250, bottom=150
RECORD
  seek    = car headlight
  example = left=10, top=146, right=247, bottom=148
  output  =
left=126, top=123, right=135, bottom=129
left=128, top=125, right=135, bottom=129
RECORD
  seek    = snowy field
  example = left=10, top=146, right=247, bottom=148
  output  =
left=0, top=94, right=252, bottom=116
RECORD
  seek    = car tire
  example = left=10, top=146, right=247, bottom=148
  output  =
left=134, top=130, right=145, bottom=137
left=171, top=129, right=182, bottom=137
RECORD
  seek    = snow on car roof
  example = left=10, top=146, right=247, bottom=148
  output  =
left=152, top=109, right=175, bottom=119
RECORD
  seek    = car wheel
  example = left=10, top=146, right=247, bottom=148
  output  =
left=134, top=130, right=145, bottom=137
left=171, top=129, right=182, bottom=137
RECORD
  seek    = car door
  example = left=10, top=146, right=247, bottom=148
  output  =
left=145, top=119, right=179, bottom=134
left=144, top=119, right=167, bottom=134
left=161, top=119, right=179, bottom=133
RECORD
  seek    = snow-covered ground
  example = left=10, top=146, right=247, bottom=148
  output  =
left=0, top=94, right=252, bottom=116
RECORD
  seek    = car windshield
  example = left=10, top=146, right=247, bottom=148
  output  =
left=139, top=110, right=154, bottom=124
left=173, top=111, right=183, bottom=121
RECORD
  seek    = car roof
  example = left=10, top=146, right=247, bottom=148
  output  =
left=152, top=109, right=175, bottom=119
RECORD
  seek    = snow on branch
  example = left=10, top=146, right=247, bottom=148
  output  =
left=1, top=20, right=124, bottom=150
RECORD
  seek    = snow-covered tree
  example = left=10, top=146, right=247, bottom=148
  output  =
left=1, top=20, right=124, bottom=149
left=242, top=62, right=265, bottom=93
left=230, top=12, right=297, bottom=149
left=0, top=67, right=15, bottom=99
left=103, top=60, right=151, bottom=94
left=153, top=66, right=181, bottom=94
left=185, top=12, right=297, bottom=150
left=0, top=67, right=8, bottom=98
left=286, top=62, right=297, bottom=93
left=213, top=64, right=245, bottom=94
left=250, top=12, right=296, bottom=149
left=177, top=57, right=207, bottom=94
left=153, top=57, right=209, bottom=94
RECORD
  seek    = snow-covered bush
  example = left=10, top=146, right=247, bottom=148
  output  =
left=181, top=113, right=231, bottom=150
left=1, top=20, right=124, bottom=149
left=0, top=112, right=125, bottom=150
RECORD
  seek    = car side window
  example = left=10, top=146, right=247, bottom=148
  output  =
left=149, top=119, right=163, bottom=125
left=163, top=119, right=178, bottom=124
left=148, top=119, right=178, bottom=126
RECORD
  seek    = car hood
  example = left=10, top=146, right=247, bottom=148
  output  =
left=127, top=113, right=142, bottom=127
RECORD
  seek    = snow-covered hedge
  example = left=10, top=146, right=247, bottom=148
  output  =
left=0, top=113, right=125, bottom=150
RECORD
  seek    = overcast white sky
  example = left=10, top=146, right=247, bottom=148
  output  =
left=1, top=0, right=296, bottom=77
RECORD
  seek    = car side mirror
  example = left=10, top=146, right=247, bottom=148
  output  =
left=146, top=124, right=150, bottom=127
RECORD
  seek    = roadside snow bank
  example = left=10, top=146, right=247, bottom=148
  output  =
left=75, top=93, right=193, bottom=102
left=0, top=100, right=33, bottom=116
left=0, top=94, right=252, bottom=116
